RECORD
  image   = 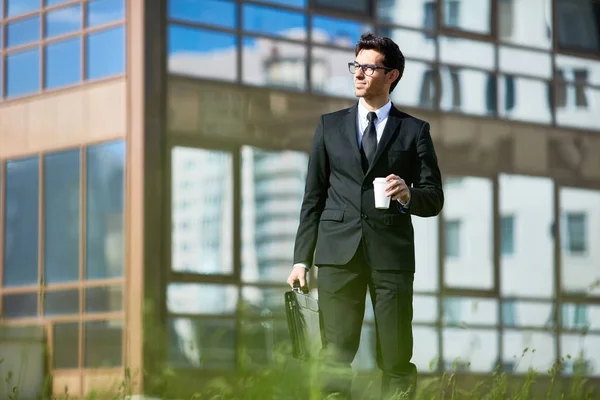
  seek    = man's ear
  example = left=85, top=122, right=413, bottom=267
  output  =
left=388, top=69, right=400, bottom=84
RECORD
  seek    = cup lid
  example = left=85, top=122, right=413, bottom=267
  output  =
left=373, top=178, right=387, bottom=183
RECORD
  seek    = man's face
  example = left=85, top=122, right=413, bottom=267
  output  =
left=353, top=49, right=394, bottom=99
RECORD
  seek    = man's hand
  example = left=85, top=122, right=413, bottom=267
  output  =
left=385, top=174, right=410, bottom=203
left=287, top=266, right=308, bottom=293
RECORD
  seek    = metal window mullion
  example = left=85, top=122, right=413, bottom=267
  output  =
left=80, top=0, right=86, bottom=82
left=437, top=211, right=445, bottom=374
left=39, top=8, right=45, bottom=92
left=236, top=0, right=242, bottom=85
left=38, top=155, right=45, bottom=317
left=554, top=180, right=563, bottom=367
left=0, top=160, right=5, bottom=311
left=493, top=174, right=503, bottom=369
left=79, top=145, right=86, bottom=373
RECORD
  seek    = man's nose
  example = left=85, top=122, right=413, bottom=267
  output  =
left=355, top=67, right=365, bottom=78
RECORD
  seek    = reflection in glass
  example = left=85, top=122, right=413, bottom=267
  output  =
left=240, top=319, right=290, bottom=365
left=443, top=297, right=497, bottom=327
left=243, top=4, right=306, bottom=39
left=53, top=323, right=79, bottom=369
left=311, top=46, right=354, bottom=97
left=498, top=0, right=552, bottom=49
left=241, top=286, right=286, bottom=319
left=168, top=0, right=236, bottom=29
left=379, top=27, right=436, bottom=61
left=562, top=303, right=600, bottom=331
left=501, top=300, right=554, bottom=328
left=413, top=295, right=438, bottom=323
left=6, top=48, right=40, bottom=98
left=556, top=0, right=600, bottom=54
left=2, top=293, right=38, bottom=318
left=242, top=38, right=307, bottom=90
left=6, top=16, right=40, bottom=48
left=314, top=0, right=368, bottom=14
left=413, top=215, right=438, bottom=292
left=254, top=0, right=306, bottom=8
left=167, top=283, right=237, bottom=315
left=555, top=86, right=600, bottom=130
left=44, top=150, right=80, bottom=285
left=86, top=0, right=125, bottom=27
left=443, top=328, right=498, bottom=372
left=168, top=318, right=236, bottom=369
left=45, top=38, right=81, bottom=89
left=556, top=54, right=600, bottom=87
left=439, top=37, right=495, bottom=70
left=560, top=188, right=600, bottom=297
left=312, top=15, right=371, bottom=47
left=86, top=26, right=126, bottom=79
left=241, top=146, right=307, bottom=282
left=560, top=334, right=600, bottom=377
left=7, top=0, right=39, bottom=17
left=377, top=0, right=436, bottom=30
left=171, top=147, right=233, bottom=274
left=412, top=326, right=439, bottom=372
left=498, top=76, right=552, bottom=124
left=443, top=177, right=493, bottom=289
left=391, top=60, right=434, bottom=109
left=84, top=320, right=123, bottom=368
left=168, top=25, right=237, bottom=82
left=500, top=175, right=554, bottom=298
left=44, top=290, right=79, bottom=316
left=352, top=325, right=376, bottom=371
left=3, top=157, right=39, bottom=287
left=442, top=0, right=490, bottom=34
left=86, top=286, right=123, bottom=313
left=86, top=141, right=125, bottom=280
left=499, top=47, right=552, bottom=79
left=45, top=5, right=82, bottom=38
left=503, top=331, right=555, bottom=374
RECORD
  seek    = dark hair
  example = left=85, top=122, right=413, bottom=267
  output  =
left=355, top=32, right=405, bottom=93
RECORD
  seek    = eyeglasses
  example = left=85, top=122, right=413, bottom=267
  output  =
left=348, top=62, right=394, bottom=76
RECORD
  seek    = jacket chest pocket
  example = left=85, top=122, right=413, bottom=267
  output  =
left=387, top=150, right=414, bottom=171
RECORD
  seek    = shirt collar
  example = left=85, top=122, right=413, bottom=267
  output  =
left=358, top=100, right=392, bottom=123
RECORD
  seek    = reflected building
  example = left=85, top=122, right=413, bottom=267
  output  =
left=1, top=0, right=600, bottom=397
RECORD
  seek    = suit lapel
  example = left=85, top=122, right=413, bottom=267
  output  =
left=364, top=105, right=403, bottom=178
left=342, top=103, right=362, bottom=167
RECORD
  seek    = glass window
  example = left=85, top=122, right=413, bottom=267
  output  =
left=6, top=48, right=40, bottom=98
left=443, top=297, right=497, bottom=327
left=312, top=15, right=371, bottom=47
left=53, top=323, right=79, bottom=369
left=413, top=295, right=438, bottom=323
left=390, top=60, right=435, bottom=109
left=3, top=157, right=39, bottom=287
left=435, top=67, right=495, bottom=116
left=314, top=0, right=368, bottom=14
left=86, top=141, right=125, bottom=280
left=254, top=0, right=305, bottom=8
left=243, top=4, right=306, bottom=39
left=443, top=328, right=498, bottom=372
left=498, top=0, right=552, bottom=49
left=311, top=46, right=354, bottom=97
left=241, top=286, right=287, bottom=318
left=86, top=0, right=125, bottom=27
left=443, top=177, right=493, bottom=289
left=44, top=150, right=80, bottom=284
left=377, top=0, right=437, bottom=31
left=7, top=0, right=39, bottom=18
left=562, top=303, right=600, bottom=331
left=439, top=37, right=495, bottom=70
left=2, top=293, right=38, bottom=318
left=500, top=175, right=554, bottom=299
left=240, top=147, right=307, bottom=282
left=556, top=55, right=600, bottom=87
left=84, top=320, right=123, bottom=367
left=168, top=25, right=238, bottom=82
left=412, top=326, right=439, bottom=373
left=560, top=334, right=600, bottom=377
left=6, top=15, right=40, bottom=48
left=242, top=37, right=306, bottom=91
left=501, top=300, right=553, bottom=328
left=168, top=318, right=236, bottom=369
left=442, top=0, right=490, bottom=34
left=85, top=26, right=125, bottom=80
left=167, top=283, right=237, bottom=314
left=555, top=85, right=600, bottom=130
left=43, top=289, right=79, bottom=316
left=379, top=27, right=436, bottom=62
left=171, top=147, right=234, bottom=275
left=560, top=188, right=600, bottom=297
left=45, top=37, right=81, bottom=89
left=498, top=76, right=552, bottom=124
left=501, top=215, right=515, bottom=256
left=46, top=0, right=72, bottom=5
left=45, top=4, right=81, bottom=38
left=168, top=0, right=236, bottom=29
left=499, top=47, right=552, bottom=80
left=240, top=319, right=291, bottom=366
left=413, top=216, right=439, bottom=292
left=502, top=331, right=555, bottom=374
left=556, top=0, right=600, bottom=54
left=86, top=286, right=123, bottom=313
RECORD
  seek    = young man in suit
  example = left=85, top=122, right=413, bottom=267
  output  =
left=286, top=33, right=444, bottom=399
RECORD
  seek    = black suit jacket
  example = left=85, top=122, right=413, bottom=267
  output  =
left=293, top=102, right=444, bottom=272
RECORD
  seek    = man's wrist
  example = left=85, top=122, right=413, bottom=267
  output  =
left=293, top=263, right=309, bottom=269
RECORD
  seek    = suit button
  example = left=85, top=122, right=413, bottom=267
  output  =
left=361, top=213, right=368, bottom=219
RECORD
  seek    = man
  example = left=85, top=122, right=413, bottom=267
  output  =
left=286, top=33, right=444, bottom=399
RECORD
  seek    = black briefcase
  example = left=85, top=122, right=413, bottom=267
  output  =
left=284, top=287, right=322, bottom=360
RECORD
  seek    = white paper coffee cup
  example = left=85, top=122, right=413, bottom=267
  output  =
left=373, top=178, right=390, bottom=209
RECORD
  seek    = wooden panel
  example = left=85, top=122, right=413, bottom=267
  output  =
left=52, top=374, right=82, bottom=398
left=82, top=371, right=124, bottom=396
left=0, top=79, right=127, bottom=159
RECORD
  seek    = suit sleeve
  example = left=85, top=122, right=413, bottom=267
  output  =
left=293, top=116, right=329, bottom=268
left=408, top=122, right=444, bottom=217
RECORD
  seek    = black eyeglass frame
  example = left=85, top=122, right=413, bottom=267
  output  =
left=348, top=62, right=395, bottom=76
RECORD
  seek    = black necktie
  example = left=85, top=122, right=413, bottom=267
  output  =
left=361, top=111, right=378, bottom=168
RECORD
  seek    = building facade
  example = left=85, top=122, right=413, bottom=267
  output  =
left=0, top=0, right=599, bottom=397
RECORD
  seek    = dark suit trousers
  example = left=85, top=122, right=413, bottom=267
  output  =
left=317, top=245, right=417, bottom=400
